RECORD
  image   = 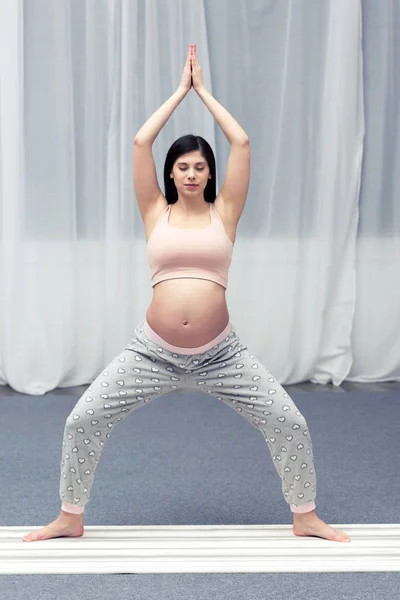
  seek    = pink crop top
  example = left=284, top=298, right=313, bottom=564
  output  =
left=147, top=202, right=234, bottom=289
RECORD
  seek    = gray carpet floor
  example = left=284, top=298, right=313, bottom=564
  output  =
left=1, top=381, right=399, bottom=598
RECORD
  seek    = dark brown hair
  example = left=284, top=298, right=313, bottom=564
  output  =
left=163, top=134, right=216, bottom=204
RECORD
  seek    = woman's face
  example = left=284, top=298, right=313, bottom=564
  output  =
left=170, top=150, right=211, bottom=198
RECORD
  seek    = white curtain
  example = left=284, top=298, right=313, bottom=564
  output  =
left=0, top=0, right=398, bottom=395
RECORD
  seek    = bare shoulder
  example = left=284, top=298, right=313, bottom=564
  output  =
left=214, top=194, right=241, bottom=228
left=214, top=194, right=239, bottom=245
left=143, top=193, right=168, bottom=242
left=213, top=194, right=225, bottom=220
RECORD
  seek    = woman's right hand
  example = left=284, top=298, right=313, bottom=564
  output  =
left=178, top=45, right=193, bottom=93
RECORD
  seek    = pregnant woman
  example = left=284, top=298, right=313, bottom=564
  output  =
left=23, top=45, right=350, bottom=543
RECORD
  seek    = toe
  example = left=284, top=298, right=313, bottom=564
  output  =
left=337, top=530, right=351, bottom=542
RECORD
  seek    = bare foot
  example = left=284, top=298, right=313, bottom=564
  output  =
left=293, top=510, right=351, bottom=543
left=22, top=513, right=84, bottom=542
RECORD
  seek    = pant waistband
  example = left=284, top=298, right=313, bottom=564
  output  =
left=143, top=320, right=232, bottom=355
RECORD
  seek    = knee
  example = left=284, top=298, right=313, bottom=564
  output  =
left=284, top=409, right=308, bottom=433
left=65, top=402, right=90, bottom=430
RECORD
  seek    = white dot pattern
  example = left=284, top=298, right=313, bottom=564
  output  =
left=60, top=322, right=316, bottom=513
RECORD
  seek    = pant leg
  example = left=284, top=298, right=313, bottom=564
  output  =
left=185, top=331, right=317, bottom=513
left=60, top=335, right=186, bottom=514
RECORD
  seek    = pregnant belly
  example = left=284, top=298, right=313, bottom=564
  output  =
left=146, top=278, right=230, bottom=348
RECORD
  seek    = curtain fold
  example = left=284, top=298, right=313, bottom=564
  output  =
left=0, top=0, right=398, bottom=395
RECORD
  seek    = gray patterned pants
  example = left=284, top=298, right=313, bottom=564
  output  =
left=60, top=320, right=317, bottom=515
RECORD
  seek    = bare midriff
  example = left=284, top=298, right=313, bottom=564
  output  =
left=145, top=278, right=230, bottom=348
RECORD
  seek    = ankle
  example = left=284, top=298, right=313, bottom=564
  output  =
left=60, top=509, right=84, bottom=521
left=293, top=509, right=317, bottom=519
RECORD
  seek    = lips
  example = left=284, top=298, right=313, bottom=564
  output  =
left=185, top=184, right=198, bottom=187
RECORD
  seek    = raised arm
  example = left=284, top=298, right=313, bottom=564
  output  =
left=133, top=88, right=187, bottom=221
left=191, top=45, right=250, bottom=222
left=134, top=87, right=187, bottom=147
left=133, top=46, right=193, bottom=221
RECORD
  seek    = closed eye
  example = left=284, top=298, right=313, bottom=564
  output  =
left=179, top=167, right=204, bottom=171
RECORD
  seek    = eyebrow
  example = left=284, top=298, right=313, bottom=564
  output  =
left=177, top=161, right=206, bottom=165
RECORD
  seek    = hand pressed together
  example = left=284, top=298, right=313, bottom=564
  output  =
left=189, top=44, right=205, bottom=92
left=179, top=44, right=205, bottom=94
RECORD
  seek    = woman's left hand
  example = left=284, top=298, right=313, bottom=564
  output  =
left=190, top=45, right=205, bottom=92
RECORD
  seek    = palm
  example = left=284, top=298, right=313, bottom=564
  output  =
left=190, top=46, right=204, bottom=91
